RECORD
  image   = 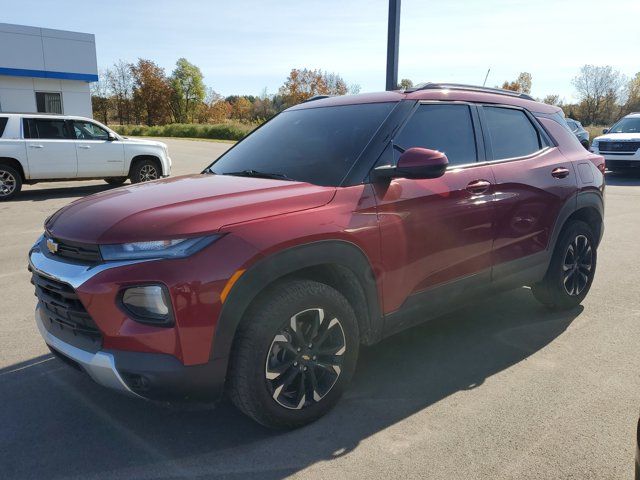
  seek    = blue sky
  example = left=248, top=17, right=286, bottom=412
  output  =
left=3, top=0, right=639, bottom=101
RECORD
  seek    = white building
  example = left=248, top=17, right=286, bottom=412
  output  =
left=0, top=23, right=97, bottom=117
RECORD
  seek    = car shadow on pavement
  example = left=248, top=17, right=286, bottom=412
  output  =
left=0, top=288, right=582, bottom=480
left=605, top=171, right=640, bottom=186
left=15, top=183, right=118, bottom=202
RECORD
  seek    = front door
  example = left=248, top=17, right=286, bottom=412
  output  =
left=24, top=118, right=77, bottom=179
left=373, top=102, right=496, bottom=313
left=72, top=120, right=125, bottom=177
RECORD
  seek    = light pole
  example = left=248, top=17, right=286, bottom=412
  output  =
left=386, top=0, right=401, bottom=91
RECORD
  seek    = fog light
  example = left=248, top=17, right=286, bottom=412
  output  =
left=121, top=285, right=172, bottom=325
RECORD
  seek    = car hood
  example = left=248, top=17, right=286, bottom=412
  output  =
left=594, top=133, right=640, bottom=142
left=122, top=137, right=167, bottom=148
left=45, top=174, right=336, bottom=244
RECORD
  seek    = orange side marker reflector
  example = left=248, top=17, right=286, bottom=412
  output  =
left=220, top=269, right=245, bottom=303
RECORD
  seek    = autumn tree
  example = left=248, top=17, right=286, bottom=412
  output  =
left=279, top=68, right=350, bottom=107
left=622, top=72, right=640, bottom=115
left=131, top=59, right=172, bottom=126
left=106, top=60, right=134, bottom=124
left=231, top=97, right=253, bottom=122
left=501, top=72, right=532, bottom=94
left=398, top=78, right=414, bottom=90
left=542, top=94, right=562, bottom=106
left=170, top=58, right=206, bottom=123
left=573, top=65, right=625, bottom=125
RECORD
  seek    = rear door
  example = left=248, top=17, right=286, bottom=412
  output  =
left=480, top=105, right=578, bottom=276
left=72, top=120, right=125, bottom=177
left=24, top=118, right=77, bottom=178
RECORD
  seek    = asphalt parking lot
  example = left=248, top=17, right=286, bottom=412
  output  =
left=2, top=138, right=640, bottom=479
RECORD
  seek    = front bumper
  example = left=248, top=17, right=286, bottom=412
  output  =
left=591, top=149, right=640, bottom=168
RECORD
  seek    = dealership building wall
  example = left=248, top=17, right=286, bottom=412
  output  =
left=0, top=23, right=98, bottom=117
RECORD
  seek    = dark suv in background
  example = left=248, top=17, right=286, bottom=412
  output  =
left=29, top=83, right=604, bottom=428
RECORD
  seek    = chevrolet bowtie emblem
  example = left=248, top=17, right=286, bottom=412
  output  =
left=46, top=238, right=59, bottom=254
left=301, top=354, right=311, bottom=361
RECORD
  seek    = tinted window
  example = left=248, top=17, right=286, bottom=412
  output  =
left=208, top=102, right=395, bottom=186
left=395, top=104, right=477, bottom=165
left=32, top=119, right=69, bottom=139
left=73, top=121, right=109, bottom=140
left=483, top=107, right=541, bottom=160
left=0, top=117, right=7, bottom=137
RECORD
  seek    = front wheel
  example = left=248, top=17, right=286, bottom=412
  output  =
left=532, top=220, right=597, bottom=310
left=228, top=280, right=359, bottom=429
left=130, top=159, right=160, bottom=184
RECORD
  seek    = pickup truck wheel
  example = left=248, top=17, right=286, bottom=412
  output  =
left=228, top=279, right=359, bottom=429
left=105, top=177, right=127, bottom=186
left=0, top=164, right=22, bottom=201
left=130, top=160, right=160, bottom=183
left=532, top=220, right=597, bottom=310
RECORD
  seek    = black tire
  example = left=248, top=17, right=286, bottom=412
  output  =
left=0, top=164, right=22, bottom=201
left=228, top=279, right=359, bottom=429
left=130, top=159, right=160, bottom=184
left=105, top=177, right=127, bottom=186
left=532, top=220, right=597, bottom=310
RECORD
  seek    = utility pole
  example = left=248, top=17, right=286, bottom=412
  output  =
left=386, top=0, right=401, bottom=91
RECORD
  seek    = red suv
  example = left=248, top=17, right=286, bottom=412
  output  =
left=29, top=84, right=604, bottom=428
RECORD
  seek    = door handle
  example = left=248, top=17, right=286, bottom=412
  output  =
left=466, top=179, right=492, bottom=194
left=78, top=145, right=91, bottom=149
left=551, top=167, right=570, bottom=179
left=29, top=144, right=44, bottom=149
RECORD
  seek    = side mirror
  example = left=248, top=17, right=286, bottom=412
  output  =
left=602, top=128, right=609, bottom=134
left=374, top=147, right=449, bottom=180
left=107, top=132, right=117, bottom=141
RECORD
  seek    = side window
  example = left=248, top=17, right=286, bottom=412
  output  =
left=0, top=117, right=7, bottom=137
left=395, top=104, right=477, bottom=166
left=73, top=121, right=109, bottom=140
left=32, top=119, right=70, bottom=140
left=483, top=107, right=542, bottom=160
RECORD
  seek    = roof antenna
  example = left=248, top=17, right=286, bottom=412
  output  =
left=482, top=68, right=491, bottom=87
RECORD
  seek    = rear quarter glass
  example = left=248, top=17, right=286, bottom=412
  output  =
left=0, top=117, right=8, bottom=137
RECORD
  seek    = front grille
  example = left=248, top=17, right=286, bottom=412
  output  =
left=598, top=141, right=640, bottom=153
left=43, top=236, right=102, bottom=263
left=31, top=270, right=102, bottom=350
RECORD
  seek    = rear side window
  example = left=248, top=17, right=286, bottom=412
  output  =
left=30, top=119, right=70, bottom=140
left=0, top=117, right=7, bottom=137
left=483, top=107, right=542, bottom=160
left=395, top=104, right=477, bottom=166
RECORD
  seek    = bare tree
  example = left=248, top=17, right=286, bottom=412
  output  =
left=107, top=60, right=134, bottom=124
left=542, top=94, right=562, bottom=106
left=573, top=65, right=625, bottom=125
left=90, top=68, right=111, bottom=124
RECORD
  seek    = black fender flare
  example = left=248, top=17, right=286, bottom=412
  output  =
left=210, top=240, right=382, bottom=365
left=549, top=191, right=604, bottom=255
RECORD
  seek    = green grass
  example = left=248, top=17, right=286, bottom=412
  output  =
left=111, top=122, right=256, bottom=142
left=585, top=125, right=607, bottom=142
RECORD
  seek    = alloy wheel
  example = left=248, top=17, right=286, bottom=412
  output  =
left=139, top=165, right=158, bottom=182
left=265, top=308, right=346, bottom=410
left=0, top=170, right=17, bottom=197
left=562, top=234, right=593, bottom=296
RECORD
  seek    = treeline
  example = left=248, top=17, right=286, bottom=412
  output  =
left=91, top=59, right=360, bottom=127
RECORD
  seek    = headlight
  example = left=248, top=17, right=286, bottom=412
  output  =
left=100, top=235, right=221, bottom=261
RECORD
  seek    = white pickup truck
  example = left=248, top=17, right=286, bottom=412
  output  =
left=0, top=113, right=171, bottom=200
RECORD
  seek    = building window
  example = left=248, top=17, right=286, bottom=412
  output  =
left=35, top=92, right=63, bottom=114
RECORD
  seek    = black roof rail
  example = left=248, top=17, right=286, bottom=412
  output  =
left=405, top=82, right=535, bottom=101
left=302, top=95, right=333, bottom=103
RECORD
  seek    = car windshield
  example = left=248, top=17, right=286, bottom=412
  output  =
left=207, top=102, right=396, bottom=186
left=609, top=117, right=640, bottom=134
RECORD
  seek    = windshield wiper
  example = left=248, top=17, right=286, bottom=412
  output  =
left=221, top=170, right=294, bottom=181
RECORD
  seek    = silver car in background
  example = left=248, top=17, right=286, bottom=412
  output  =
left=566, top=118, right=590, bottom=149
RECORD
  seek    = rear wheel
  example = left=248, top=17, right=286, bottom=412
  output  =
left=532, top=220, right=597, bottom=310
left=105, top=177, right=127, bottom=186
left=130, top=159, right=160, bottom=184
left=228, top=280, right=359, bottom=429
left=0, top=164, right=22, bottom=201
